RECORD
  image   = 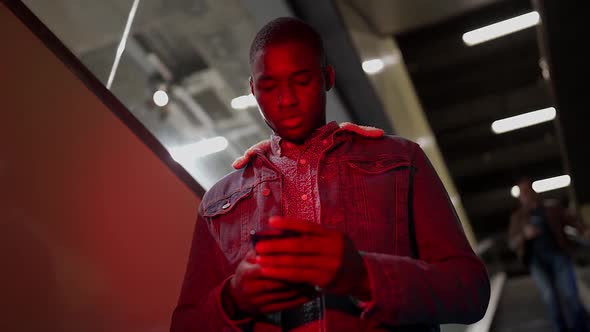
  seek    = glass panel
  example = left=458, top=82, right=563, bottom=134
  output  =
left=22, top=1, right=133, bottom=84
left=22, top=0, right=272, bottom=190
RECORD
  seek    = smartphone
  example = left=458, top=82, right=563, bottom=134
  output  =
left=249, top=228, right=302, bottom=246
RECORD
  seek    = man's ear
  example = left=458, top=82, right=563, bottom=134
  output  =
left=249, top=76, right=255, bottom=95
left=324, top=65, right=335, bottom=91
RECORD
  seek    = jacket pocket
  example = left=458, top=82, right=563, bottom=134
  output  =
left=341, top=158, right=410, bottom=254
left=203, top=187, right=253, bottom=264
left=203, top=187, right=253, bottom=217
left=346, top=158, right=410, bottom=174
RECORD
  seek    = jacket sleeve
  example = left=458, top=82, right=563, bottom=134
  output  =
left=360, top=144, right=490, bottom=326
left=170, top=207, right=252, bottom=332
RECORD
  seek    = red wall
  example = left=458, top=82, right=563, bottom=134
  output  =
left=0, top=3, right=199, bottom=331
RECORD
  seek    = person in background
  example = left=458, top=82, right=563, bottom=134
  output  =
left=509, top=177, right=589, bottom=332
left=171, top=17, right=490, bottom=331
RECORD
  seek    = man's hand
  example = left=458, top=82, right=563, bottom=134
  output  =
left=223, top=250, right=314, bottom=318
left=255, top=216, right=371, bottom=300
left=523, top=224, right=541, bottom=240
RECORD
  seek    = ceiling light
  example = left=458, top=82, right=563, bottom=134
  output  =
left=511, top=175, right=571, bottom=197
left=533, top=175, right=571, bottom=193
left=538, top=58, right=550, bottom=80
left=491, top=107, right=556, bottom=134
left=463, top=11, right=540, bottom=46
left=153, top=90, right=169, bottom=107
left=231, top=94, right=258, bottom=110
left=169, top=137, right=228, bottom=164
left=362, top=59, right=385, bottom=74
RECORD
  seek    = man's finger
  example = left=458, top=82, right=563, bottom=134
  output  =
left=245, top=279, right=293, bottom=294
left=255, top=237, right=316, bottom=255
left=268, top=216, right=326, bottom=234
left=255, top=237, right=339, bottom=256
left=257, top=255, right=339, bottom=271
left=244, top=249, right=257, bottom=263
left=260, top=267, right=332, bottom=287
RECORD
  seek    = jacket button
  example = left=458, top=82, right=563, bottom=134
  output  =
left=301, top=194, right=308, bottom=201
left=222, top=201, right=231, bottom=209
left=262, top=188, right=271, bottom=196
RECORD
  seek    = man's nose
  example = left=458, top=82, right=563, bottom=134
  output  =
left=278, top=86, right=298, bottom=108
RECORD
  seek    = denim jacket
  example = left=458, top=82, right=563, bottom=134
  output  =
left=171, top=123, right=490, bottom=331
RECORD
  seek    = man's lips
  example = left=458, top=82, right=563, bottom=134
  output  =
left=280, top=116, right=304, bottom=128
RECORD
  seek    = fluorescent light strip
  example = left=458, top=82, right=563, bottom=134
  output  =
left=510, top=175, right=571, bottom=198
left=169, top=137, right=229, bottom=164
left=107, top=0, right=141, bottom=89
left=533, top=175, right=571, bottom=193
left=463, top=11, right=540, bottom=46
left=492, top=107, right=556, bottom=134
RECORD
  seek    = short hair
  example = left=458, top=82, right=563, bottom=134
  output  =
left=249, top=17, right=327, bottom=67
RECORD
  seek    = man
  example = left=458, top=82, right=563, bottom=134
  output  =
left=509, top=178, right=588, bottom=332
left=171, top=17, right=489, bottom=331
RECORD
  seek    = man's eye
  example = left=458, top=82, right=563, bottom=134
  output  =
left=259, top=83, right=276, bottom=91
left=294, top=77, right=311, bottom=85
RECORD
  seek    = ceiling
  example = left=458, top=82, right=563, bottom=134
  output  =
left=389, top=0, right=565, bottom=239
left=342, top=0, right=502, bottom=35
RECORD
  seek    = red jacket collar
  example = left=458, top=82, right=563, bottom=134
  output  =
left=232, top=122, right=385, bottom=169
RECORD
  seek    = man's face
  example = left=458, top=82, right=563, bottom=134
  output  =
left=250, top=41, right=334, bottom=143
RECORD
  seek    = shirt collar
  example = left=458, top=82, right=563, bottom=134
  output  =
left=270, top=121, right=339, bottom=157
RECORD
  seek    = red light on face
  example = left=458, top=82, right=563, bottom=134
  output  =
left=250, top=41, right=333, bottom=143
